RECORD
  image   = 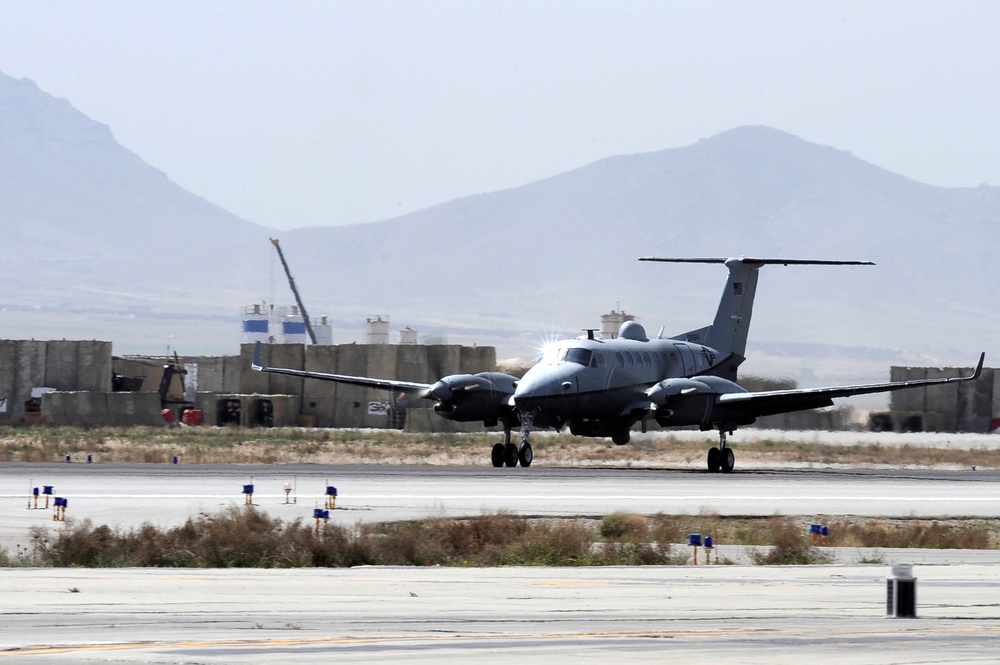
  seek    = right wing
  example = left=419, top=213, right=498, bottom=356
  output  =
left=251, top=342, right=433, bottom=396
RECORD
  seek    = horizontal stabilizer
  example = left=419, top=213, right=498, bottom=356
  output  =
left=639, top=257, right=874, bottom=266
left=642, top=256, right=875, bottom=380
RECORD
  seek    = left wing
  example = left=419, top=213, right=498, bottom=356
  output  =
left=717, top=352, right=985, bottom=418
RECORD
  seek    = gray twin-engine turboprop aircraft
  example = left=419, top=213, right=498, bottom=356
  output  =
left=252, top=257, right=984, bottom=473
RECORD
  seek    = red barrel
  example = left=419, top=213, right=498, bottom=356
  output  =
left=182, top=409, right=203, bottom=425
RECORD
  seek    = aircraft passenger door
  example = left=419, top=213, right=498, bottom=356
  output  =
left=673, top=344, right=697, bottom=376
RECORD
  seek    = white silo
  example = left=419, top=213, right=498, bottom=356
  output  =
left=280, top=305, right=309, bottom=344
left=242, top=304, right=270, bottom=344
left=313, top=315, right=333, bottom=345
left=600, top=309, right=635, bottom=339
left=365, top=315, right=390, bottom=345
left=398, top=326, right=418, bottom=345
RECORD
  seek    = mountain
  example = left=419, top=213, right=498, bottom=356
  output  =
left=1, top=70, right=997, bottom=382
left=282, top=126, right=1000, bottom=379
left=0, top=72, right=274, bottom=353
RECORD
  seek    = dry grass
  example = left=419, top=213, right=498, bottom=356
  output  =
left=5, top=510, right=995, bottom=569
left=1, top=425, right=997, bottom=468
left=9, top=509, right=676, bottom=568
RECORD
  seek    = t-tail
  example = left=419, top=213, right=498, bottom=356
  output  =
left=639, top=257, right=874, bottom=380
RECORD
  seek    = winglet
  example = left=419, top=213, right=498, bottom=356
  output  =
left=251, top=341, right=264, bottom=372
left=947, top=352, right=985, bottom=383
left=972, top=352, right=985, bottom=380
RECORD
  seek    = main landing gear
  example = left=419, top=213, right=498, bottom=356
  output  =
left=491, top=420, right=533, bottom=468
left=707, top=430, right=735, bottom=474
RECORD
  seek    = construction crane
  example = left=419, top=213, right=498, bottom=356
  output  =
left=269, top=237, right=318, bottom=344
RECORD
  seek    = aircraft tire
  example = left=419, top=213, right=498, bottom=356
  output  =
left=721, top=448, right=735, bottom=474
left=504, top=443, right=519, bottom=467
left=707, top=447, right=721, bottom=473
left=491, top=443, right=505, bottom=467
left=518, top=442, right=533, bottom=467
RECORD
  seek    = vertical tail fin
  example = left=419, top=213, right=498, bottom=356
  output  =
left=640, top=257, right=874, bottom=378
left=707, top=258, right=763, bottom=360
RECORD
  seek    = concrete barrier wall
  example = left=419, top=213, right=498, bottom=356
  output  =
left=959, top=367, right=993, bottom=432
left=303, top=346, right=339, bottom=427
left=44, top=340, right=79, bottom=390
left=461, top=345, right=496, bottom=374
left=269, top=345, right=305, bottom=398
left=185, top=356, right=238, bottom=393
left=206, top=394, right=300, bottom=428
left=41, top=391, right=163, bottom=426
left=41, top=391, right=299, bottom=427
left=753, top=409, right=846, bottom=431
left=332, top=345, right=367, bottom=428
left=1, top=340, right=112, bottom=424
left=239, top=344, right=271, bottom=395
left=75, top=341, right=112, bottom=391
left=114, top=354, right=240, bottom=395
left=0, top=340, right=17, bottom=421
left=994, top=371, right=1000, bottom=428
left=890, top=365, right=995, bottom=433
left=363, top=345, right=398, bottom=428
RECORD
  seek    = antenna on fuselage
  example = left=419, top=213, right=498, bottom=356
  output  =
left=581, top=329, right=599, bottom=340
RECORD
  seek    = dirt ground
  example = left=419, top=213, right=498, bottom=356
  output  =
left=0, top=426, right=997, bottom=469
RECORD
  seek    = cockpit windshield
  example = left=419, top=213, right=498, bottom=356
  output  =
left=559, top=347, right=593, bottom=367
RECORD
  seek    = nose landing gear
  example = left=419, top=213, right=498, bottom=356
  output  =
left=491, top=416, right=533, bottom=468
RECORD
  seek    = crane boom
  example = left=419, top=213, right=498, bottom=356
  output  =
left=269, top=238, right=318, bottom=345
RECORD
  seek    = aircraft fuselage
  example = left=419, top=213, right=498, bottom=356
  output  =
left=513, top=326, right=726, bottom=435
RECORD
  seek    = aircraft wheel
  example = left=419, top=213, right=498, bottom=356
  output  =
left=721, top=448, right=735, bottom=474
left=491, top=443, right=505, bottom=468
left=518, top=442, right=533, bottom=467
left=707, top=447, right=721, bottom=473
left=612, top=430, right=630, bottom=445
left=504, top=443, right=519, bottom=467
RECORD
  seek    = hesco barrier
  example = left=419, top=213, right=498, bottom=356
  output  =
left=2, top=340, right=495, bottom=430
left=40, top=391, right=164, bottom=426
left=890, top=365, right=997, bottom=433
left=0, top=340, right=112, bottom=424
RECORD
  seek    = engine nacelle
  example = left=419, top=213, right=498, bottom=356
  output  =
left=430, top=372, right=518, bottom=423
left=648, top=376, right=752, bottom=429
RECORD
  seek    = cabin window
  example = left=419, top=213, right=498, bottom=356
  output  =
left=615, top=352, right=625, bottom=368
left=642, top=352, right=652, bottom=368
left=594, top=352, right=607, bottom=368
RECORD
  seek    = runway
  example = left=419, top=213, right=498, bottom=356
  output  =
left=2, top=565, right=1000, bottom=663
left=2, top=464, right=999, bottom=544
left=2, top=462, right=999, bottom=663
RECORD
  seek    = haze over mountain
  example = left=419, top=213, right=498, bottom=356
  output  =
left=1, top=70, right=996, bottom=386
left=0, top=72, right=274, bottom=350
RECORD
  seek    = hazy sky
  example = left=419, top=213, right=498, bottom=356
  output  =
left=2, top=1, right=998, bottom=230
